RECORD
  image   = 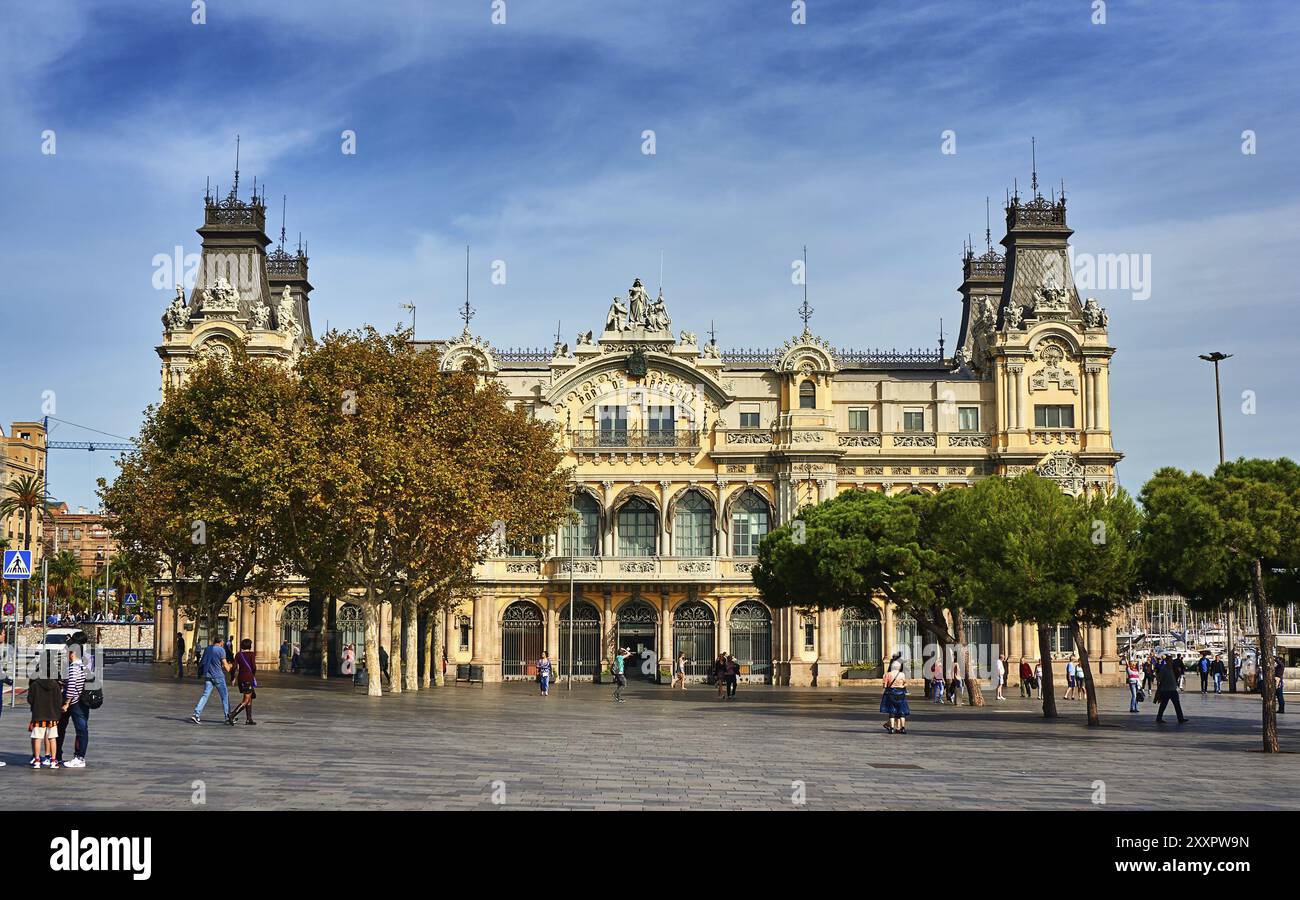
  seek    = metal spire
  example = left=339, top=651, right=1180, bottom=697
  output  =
left=460, top=245, right=475, bottom=332
left=708, top=319, right=717, bottom=346
left=279, top=195, right=287, bottom=250
left=232, top=134, right=241, bottom=197
left=797, top=245, right=813, bottom=334
left=1030, top=136, right=1038, bottom=196
left=985, top=196, right=992, bottom=251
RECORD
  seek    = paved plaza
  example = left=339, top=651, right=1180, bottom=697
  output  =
left=0, top=665, right=1294, bottom=810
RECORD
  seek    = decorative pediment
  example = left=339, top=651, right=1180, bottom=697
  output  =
left=1028, top=340, right=1078, bottom=393
left=775, top=330, right=836, bottom=373
left=439, top=329, right=498, bottom=373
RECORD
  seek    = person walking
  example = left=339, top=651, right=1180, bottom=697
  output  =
left=1034, top=660, right=1043, bottom=700
left=174, top=632, right=187, bottom=679
left=880, top=657, right=910, bottom=734
left=1154, top=653, right=1189, bottom=724
left=1173, top=654, right=1186, bottom=691
left=341, top=644, right=356, bottom=679
left=931, top=658, right=945, bottom=703
left=1126, top=657, right=1142, bottom=713
left=378, top=644, right=391, bottom=688
left=1019, top=659, right=1033, bottom=698
left=537, top=650, right=552, bottom=697
left=227, top=639, right=258, bottom=725
left=1064, top=656, right=1077, bottom=700
left=714, top=653, right=729, bottom=699
left=1210, top=654, right=1226, bottom=694
left=1142, top=656, right=1155, bottom=694
left=673, top=651, right=688, bottom=690
left=726, top=653, right=740, bottom=699
left=279, top=639, right=291, bottom=673
left=1275, top=655, right=1287, bottom=714
left=611, top=647, right=633, bottom=703
left=995, top=654, right=1007, bottom=700
left=1198, top=653, right=1211, bottom=694
left=191, top=636, right=234, bottom=725
left=948, top=656, right=963, bottom=705
left=56, top=632, right=91, bottom=767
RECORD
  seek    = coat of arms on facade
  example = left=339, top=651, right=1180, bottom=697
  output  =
left=625, top=345, right=648, bottom=378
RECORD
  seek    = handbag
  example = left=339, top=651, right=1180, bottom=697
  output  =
left=80, top=688, right=104, bottom=710
left=1136, top=688, right=1146, bottom=703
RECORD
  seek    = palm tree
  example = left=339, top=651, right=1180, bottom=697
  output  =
left=0, top=474, right=48, bottom=616
left=47, top=549, right=80, bottom=612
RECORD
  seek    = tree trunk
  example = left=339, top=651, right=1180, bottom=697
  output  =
left=1226, top=604, right=1238, bottom=693
left=171, top=564, right=181, bottom=678
left=1073, top=621, right=1101, bottom=727
left=363, top=590, right=383, bottom=697
left=1251, top=559, right=1280, bottom=753
left=950, top=606, right=985, bottom=706
left=1038, top=624, right=1058, bottom=718
left=421, top=608, right=433, bottom=688
left=432, top=606, right=445, bottom=686
left=388, top=599, right=403, bottom=695
left=403, top=594, right=419, bottom=691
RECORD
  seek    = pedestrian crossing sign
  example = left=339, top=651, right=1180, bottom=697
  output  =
left=3, top=550, right=32, bottom=580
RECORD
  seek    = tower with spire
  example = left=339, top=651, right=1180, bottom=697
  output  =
left=156, top=139, right=315, bottom=397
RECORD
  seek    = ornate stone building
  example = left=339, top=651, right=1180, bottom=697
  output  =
left=153, top=176, right=1125, bottom=686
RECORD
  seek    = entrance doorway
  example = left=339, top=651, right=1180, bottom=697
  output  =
left=616, top=599, right=659, bottom=680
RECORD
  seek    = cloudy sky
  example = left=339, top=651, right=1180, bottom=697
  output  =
left=2, top=0, right=1296, bottom=509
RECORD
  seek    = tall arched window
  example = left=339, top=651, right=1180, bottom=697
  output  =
left=731, top=491, right=770, bottom=556
left=799, top=380, right=816, bottom=409
left=673, top=491, right=714, bottom=556
left=617, top=498, right=658, bottom=557
left=563, top=492, right=601, bottom=556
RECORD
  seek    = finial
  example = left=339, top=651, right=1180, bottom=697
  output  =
left=554, top=319, right=562, bottom=348
left=205, top=176, right=211, bottom=203
left=939, top=318, right=945, bottom=357
left=985, top=196, right=992, bottom=251
left=708, top=319, right=717, bottom=346
left=1030, top=136, right=1038, bottom=195
left=279, top=195, right=287, bottom=249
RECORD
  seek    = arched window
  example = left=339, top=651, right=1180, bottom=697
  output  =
left=731, top=491, right=770, bottom=556
left=799, top=380, right=816, bottom=409
left=338, top=603, right=364, bottom=652
left=617, top=498, right=658, bottom=557
left=673, top=491, right=714, bottom=557
left=563, top=492, right=601, bottom=556
left=728, top=601, right=772, bottom=679
left=841, top=606, right=883, bottom=672
left=281, top=601, right=309, bottom=650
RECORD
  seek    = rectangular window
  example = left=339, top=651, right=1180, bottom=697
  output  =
left=1034, top=405, right=1075, bottom=428
left=458, top=616, right=471, bottom=650
left=646, top=405, right=675, bottom=441
left=958, top=406, right=980, bottom=432
left=848, top=408, right=870, bottom=431
left=903, top=409, right=925, bottom=432
left=598, top=405, right=628, bottom=445
left=739, top=404, right=760, bottom=429
left=803, top=618, right=816, bottom=651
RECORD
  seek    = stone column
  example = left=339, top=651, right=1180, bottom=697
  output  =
left=1013, top=365, right=1025, bottom=429
left=601, top=591, right=614, bottom=670
left=546, top=601, right=559, bottom=660
left=882, top=602, right=896, bottom=663
left=660, top=594, right=673, bottom=679
left=1008, top=622, right=1022, bottom=660
left=470, top=594, right=486, bottom=663
left=1023, top=623, right=1037, bottom=661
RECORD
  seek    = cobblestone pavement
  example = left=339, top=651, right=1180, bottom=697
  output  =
left=0, top=666, right=1294, bottom=810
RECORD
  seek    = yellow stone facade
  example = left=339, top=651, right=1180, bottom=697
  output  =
left=152, top=183, right=1125, bottom=686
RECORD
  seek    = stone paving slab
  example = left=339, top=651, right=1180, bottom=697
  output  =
left=0, top=666, right=1294, bottom=810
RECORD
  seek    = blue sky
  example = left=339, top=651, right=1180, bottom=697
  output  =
left=2, top=0, right=1297, bottom=509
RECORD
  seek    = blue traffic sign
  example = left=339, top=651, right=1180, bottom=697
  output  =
left=124, top=592, right=138, bottom=606
left=2, top=550, right=32, bottom=580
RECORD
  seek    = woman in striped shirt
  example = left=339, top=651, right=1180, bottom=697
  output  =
left=60, top=633, right=90, bottom=768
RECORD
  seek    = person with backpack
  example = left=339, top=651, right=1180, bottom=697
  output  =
left=57, top=633, right=91, bottom=767
left=537, top=649, right=552, bottom=697
left=227, top=639, right=258, bottom=725
left=610, top=647, right=633, bottom=703
left=191, top=635, right=234, bottom=725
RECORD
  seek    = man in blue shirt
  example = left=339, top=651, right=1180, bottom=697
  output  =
left=191, top=636, right=234, bottom=725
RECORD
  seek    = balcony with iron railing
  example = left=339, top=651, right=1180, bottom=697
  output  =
left=570, top=428, right=701, bottom=450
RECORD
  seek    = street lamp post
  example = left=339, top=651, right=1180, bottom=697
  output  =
left=566, top=494, right=576, bottom=691
left=1199, top=351, right=1234, bottom=691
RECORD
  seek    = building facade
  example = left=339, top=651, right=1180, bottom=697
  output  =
left=43, top=503, right=119, bottom=582
left=153, top=177, right=1125, bottom=685
left=1, top=419, right=47, bottom=580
